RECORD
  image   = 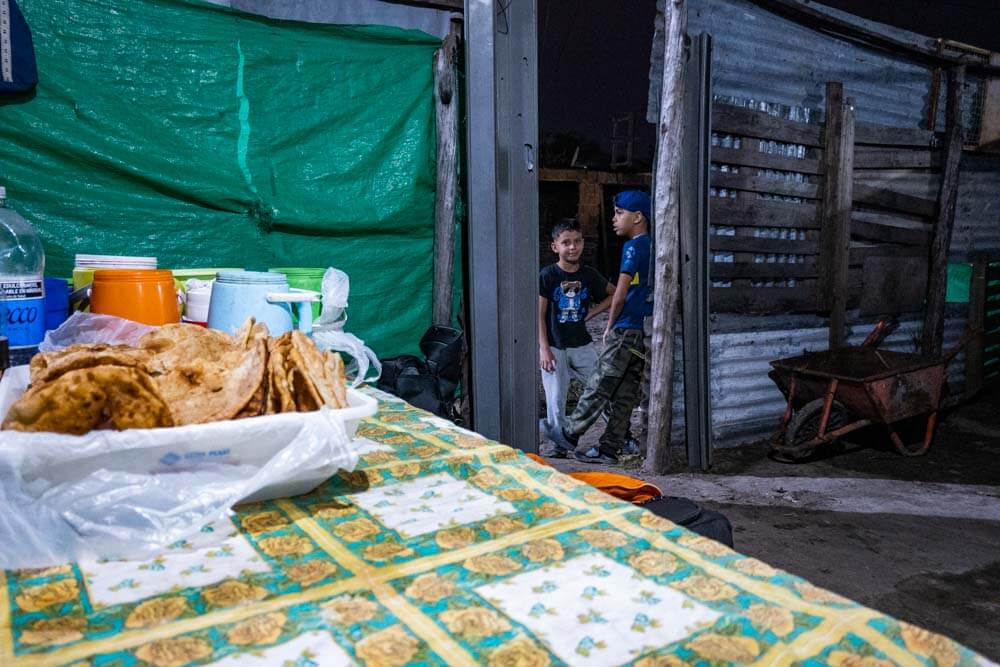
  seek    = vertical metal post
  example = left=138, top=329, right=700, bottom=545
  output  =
left=463, top=0, right=538, bottom=448
left=679, top=32, right=713, bottom=470
left=463, top=0, right=501, bottom=439
left=495, top=0, right=540, bottom=452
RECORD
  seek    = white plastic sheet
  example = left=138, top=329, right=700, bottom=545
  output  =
left=312, top=267, right=381, bottom=386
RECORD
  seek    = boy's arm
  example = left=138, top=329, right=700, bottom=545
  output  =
left=538, top=296, right=556, bottom=372
left=584, top=276, right=615, bottom=321
left=603, top=273, right=632, bottom=341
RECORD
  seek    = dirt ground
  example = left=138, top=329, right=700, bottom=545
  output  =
left=540, top=343, right=1000, bottom=659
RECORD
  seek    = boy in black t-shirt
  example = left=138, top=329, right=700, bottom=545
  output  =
left=538, top=218, right=613, bottom=456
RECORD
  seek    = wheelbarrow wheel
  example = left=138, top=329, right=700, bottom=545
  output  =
left=777, top=398, right=851, bottom=461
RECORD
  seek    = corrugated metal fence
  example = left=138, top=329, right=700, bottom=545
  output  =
left=648, top=0, right=996, bottom=450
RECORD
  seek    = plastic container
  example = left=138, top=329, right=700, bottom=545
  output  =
left=90, top=269, right=180, bottom=325
left=270, top=267, right=325, bottom=319
left=73, top=254, right=157, bottom=291
left=43, top=277, right=70, bottom=331
left=172, top=268, right=240, bottom=293
left=182, top=286, right=212, bottom=326
left=0, top=186, right=46, bottom=365
left=208, top=271, right=318, bottom=336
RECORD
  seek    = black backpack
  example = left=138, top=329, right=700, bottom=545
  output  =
left=0, top=0, right=38, bottom=94
left=378, top=326, right=464, bottom=420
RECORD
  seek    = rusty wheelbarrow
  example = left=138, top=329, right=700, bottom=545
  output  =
left=768, top=323, right=978, bottom=461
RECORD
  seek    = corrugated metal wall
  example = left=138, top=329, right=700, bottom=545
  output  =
left=647, top=0, right=996, bottom=450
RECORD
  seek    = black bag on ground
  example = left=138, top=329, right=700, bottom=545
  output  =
left=640, top=496, right=734, bottom=548
left=378, top=326, right=464, bottom=419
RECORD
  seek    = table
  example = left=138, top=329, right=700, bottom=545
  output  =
left=1, top=389, right=990, bottom=666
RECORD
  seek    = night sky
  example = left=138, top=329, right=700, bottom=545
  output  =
left=538, top=0, right=999, bottom=165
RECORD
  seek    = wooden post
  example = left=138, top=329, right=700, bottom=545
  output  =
left=923, top=65, right=966, bottom=356
left=643, top=0, right=685, bottom=476
left=817, top=82, right=855, bottom=349
left=965, top=255, right=988, bottom=398
left=432, top=22, right=461, bottom=326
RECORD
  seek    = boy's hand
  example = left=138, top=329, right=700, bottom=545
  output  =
left=602, top=326, right=612, bottom=344
left=539, top=346, right=557, bottom=372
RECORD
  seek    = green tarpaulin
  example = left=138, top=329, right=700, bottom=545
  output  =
left=0, top=0, right=441, bottom=357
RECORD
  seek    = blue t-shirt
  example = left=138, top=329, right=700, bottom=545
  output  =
left=615, top=234, right=653, bottom=330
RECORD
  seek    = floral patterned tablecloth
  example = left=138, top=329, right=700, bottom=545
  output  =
left=1, top=389, right=993, bottom=667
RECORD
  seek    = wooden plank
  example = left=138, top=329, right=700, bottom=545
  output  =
left=849, top=244, right=926, bottom=264
left=853, top=122, right=937, bottom=147
left=538, top=168, right=652, bottom=186
left=711, top=285, right=817, bottom=313
left=860, top=256, right=929, bottom=316
left=852, top=183, right=937, bottom=218
left=817, top=82, right=855, bottom=347
left=923, top=65, right=966, bottom=356
left=711, top=171, right=819, bottom=199
left=966, top=257, right=988, bottom=398
left=711, top=198, right=819, bottom=228
left=710, top=236, right=818, bottom=254
left=854, top=146, right=941, bottom=169
left=851, top=218, right=930, bottom=246
left=644, top=0, right=685, bottom=475
left=710, top=261, right=818, bottom=279
left=711, top=145, right=821, bottom=174
left=432, top=26, right=460, bottom=326
left=712, top=104, right=823, bottom=146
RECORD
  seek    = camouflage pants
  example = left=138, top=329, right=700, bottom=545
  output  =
left=567, top=327, right=646, bottom=455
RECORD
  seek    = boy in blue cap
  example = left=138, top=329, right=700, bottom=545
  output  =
left=551, top=190, right=653, bottom=463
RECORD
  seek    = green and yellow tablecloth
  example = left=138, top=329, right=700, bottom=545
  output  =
left=1, top=389, right=991, bottom=666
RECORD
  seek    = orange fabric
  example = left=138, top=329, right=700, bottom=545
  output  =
left=525, top=453, right=551, bottom=467
left=568, top=471, right=662, bottom=504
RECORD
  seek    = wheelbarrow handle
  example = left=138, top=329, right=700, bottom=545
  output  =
left=941, top=327, right=983, bottom=365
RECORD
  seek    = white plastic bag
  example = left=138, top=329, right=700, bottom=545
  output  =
left=39, top=311, right=155, bottom=352
left=0, top=313, right=368, bottom=569
left=312, top=267, right=381, bottom=386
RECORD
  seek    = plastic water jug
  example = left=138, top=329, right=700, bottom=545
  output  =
left=0, top=187, right=45, bottom=365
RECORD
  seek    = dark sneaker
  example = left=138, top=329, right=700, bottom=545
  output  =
left=548, top=427, right=577, bottom=452
left=623, top=436, right=643, bottom=457
left=542, top=445, right=570, bottom=459
left=573, top=447, right=618, bottom=465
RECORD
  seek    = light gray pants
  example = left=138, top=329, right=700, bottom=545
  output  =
left=541, top=343, right=598, bottom=435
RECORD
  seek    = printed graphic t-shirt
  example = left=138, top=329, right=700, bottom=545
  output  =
left=539, top=264, right=609, bottom=349
left=615, top=234, right=653, bottom=330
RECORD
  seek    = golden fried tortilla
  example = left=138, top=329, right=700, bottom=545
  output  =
left=153, top=339, right=267, bottom=425
left=3, top=366, right=174, bottom=434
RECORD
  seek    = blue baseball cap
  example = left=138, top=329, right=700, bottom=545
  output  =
left=614, top=190, right=651, bottom=222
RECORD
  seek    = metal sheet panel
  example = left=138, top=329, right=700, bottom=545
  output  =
left=204, top=0, right=455, bottom=37
left=708, top=312, right=969, bottom=448
left=650, top=0, right=936, bottom=129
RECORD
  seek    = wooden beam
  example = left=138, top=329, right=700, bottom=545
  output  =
left=711, top=285, right=817, bottom=313
left=849, top=244, right=927, bottom=264
left=853, top=123, right=937, bottom=148
left=710, top=261, right=818, bottom=279
left=965, top=256, right=988, bottom=398
left=644, top=0, right=685, bottom=476
left=711, top=171, right=819, bottom=199
left=817, top=82, right=855, bottom=348
left=432, top=25, right=461, bottom=326
left=853, top=146, right=941, bottom=170
left=711, top=197, right=819, bottom=228
left=711, top=145, right=821, bottom=174
left=923, top=66, right=966, bottom=356
left=538, top=168, right=652, bottom=186
left=750, top=0, right=1000, bottom=76
left=850, top=218, right=930, bottom=246
left=709, top=236, right=818, bottom=254
left=852, top=183, right=936, bottom=218
left=712, top=104, right=822, bottom=146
